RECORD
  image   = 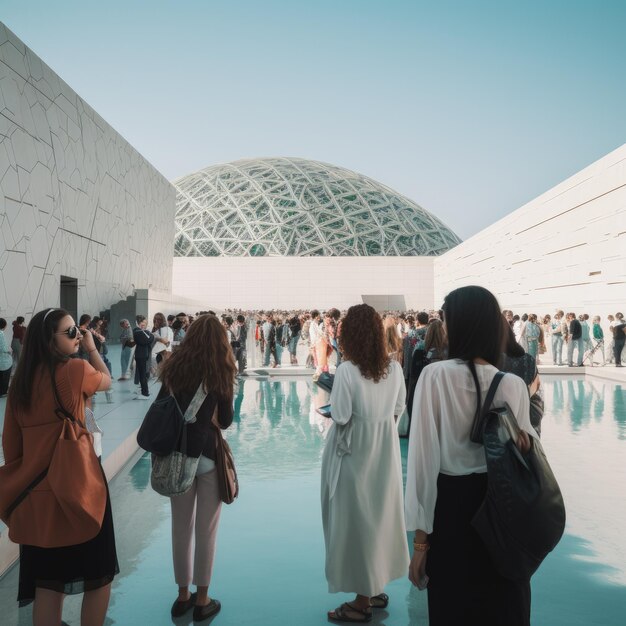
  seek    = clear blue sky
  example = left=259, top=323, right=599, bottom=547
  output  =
left=2, top=0, right=625, bottom=239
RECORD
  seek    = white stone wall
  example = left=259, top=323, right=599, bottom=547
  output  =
left=0, top=22, right=175, bottom=320
left=172, top=256, right=435, bottom=312
left=434, top=144, right=626, bottom=320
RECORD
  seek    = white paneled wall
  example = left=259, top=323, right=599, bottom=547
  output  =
left=0, top=22, right=176, bottom=319
left=434, top=144, right=626, bottom=318
left=172, top=256, right=435, bottom=311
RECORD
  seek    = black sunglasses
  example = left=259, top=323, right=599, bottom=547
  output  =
left=55, top=325, right=81, bottom=339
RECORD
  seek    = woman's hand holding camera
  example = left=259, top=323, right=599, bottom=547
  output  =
left=80, top=329, right=97, bottom=354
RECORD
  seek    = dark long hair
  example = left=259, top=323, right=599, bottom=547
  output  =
left=502, top=321, right=525, bottom=358
left=339, top=304, right=390, bottom=382
left=9, top=308, right=71, bottom=411
left=442, top=286, right=506, bottom=418
left=159, top=314, right=236, bottom=400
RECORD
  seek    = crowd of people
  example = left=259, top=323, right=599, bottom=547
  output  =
left=0, top=299, right=623, bottom=626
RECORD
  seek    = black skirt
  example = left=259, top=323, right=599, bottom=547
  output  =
left=426, top=473, right=531, bottom=626
left=17, top=479, right=119, bottom=606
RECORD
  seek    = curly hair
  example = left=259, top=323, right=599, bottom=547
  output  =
left=339, top=304, right=390, bottom=382
left=159, top=314, right=236, bottom=400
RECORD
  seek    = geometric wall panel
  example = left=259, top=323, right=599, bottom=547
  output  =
left=174, top=157, right=461, bottom=257
left=0, top=22, right=176, bottom=320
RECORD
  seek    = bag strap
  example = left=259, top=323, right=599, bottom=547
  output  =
left=470, top=371, right=505, bottom=444
left=4, top=468, right=49, bottom=519
left=50, top=366, right=76, bottom=423
left=183, top=384, right=208, bottom=424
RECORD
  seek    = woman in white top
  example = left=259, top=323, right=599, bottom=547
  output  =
left=152, top=312, right=173, bottom=370
left=405, top=286, right=537, bottom=626
left=321, top=304, right=409, bottom=623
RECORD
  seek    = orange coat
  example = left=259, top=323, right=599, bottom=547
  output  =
left=0, top=359, right=103, bottom=545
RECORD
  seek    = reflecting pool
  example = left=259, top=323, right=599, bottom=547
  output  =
left=1, top=375, right=625, bottom=625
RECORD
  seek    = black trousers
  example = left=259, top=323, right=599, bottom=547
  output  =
left=0, top=367, right=10, bottom=395
left=135, top=357, right=149, bottom=396
left=426, top=473, right=531, bottom=626
left=614, top=338, right=625, bottom=365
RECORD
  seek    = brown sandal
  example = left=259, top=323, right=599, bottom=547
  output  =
left=328, top=602, right=373, bottom=623
left=370, top=593, right=389, bottom=609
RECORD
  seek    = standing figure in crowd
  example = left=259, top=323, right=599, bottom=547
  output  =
left=580, top=314, right=593, bottom=354
left=518, top=313, right=529, bottom=352
left=424, top=320, right=448, bottom=363
left=402, top=315, right=417, bottom=383
left=406, top=286, right=536, bottom=626
left=592, top=316, right=605, bottom=366
left=11, top=316, right=25, bottom=371
left=0, top=318, right=13, bottom=396
left=255, top=319, right=263, bottom=355
left=133, top=315, right=154, bottom=399
left=551, top=311, right=565, bottom=365
left=158, top=314, right=236, bottom=622
left=77, top=315, right=92, bottom=360
left=152, top=312, right=173, bottom=371
left=321, top=304, right=409, bottom=622
left=309, top=310, right=323, bottom=380
left=118, top=319, right=134, bottom=380
left=232, top=315, right=248, bottom=375
left=275, top=316, right=286, bottom=365
left=613, top=312, right=626, bottom=367
left=313, top=312, right=333, bottom=379
left=287, top=315, right=301, bottom=365
left=606, top=314, right=615, bottom=364
left=500, top=322, right=543, bottom=435
left=383, top=316, right=402, bottom=362
left=1, top=308, right=116, bottom=626
left=525, top=314, right=541, bottom=359
left=327, top=308, right=342, bottom=366
left=566, top=312, right=584, bottom=367
left=262, top=314, right=279, bottom=368
left=90, top=317, right=112, bottom=376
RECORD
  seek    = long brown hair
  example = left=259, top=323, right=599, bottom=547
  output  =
left=9, top=308, right=71, bottom=412
left=339, top=304, right=390, bottom=382
left=383, top=317, right=401, bottom=357
left=424, top=319, right=447, bottom=354
left=159, top=314, right=236, bottom=399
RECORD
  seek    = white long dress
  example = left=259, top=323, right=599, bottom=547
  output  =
left=321, top=360, right=410, bottom=596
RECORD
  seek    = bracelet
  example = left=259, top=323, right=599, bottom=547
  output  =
left=413, top=542, right=429, bottom=552
left=88, top=349, right=98, bottom=354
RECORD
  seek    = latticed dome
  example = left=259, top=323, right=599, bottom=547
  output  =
left=173, top=157, right=461, bottom=257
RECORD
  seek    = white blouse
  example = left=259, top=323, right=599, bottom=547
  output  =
left=405, top=359, right=536, bottom=533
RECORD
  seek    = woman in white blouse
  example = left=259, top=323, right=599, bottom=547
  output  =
left=321, top=304, right=409, bottom=623
left=405, top=286, right=536, bottom=626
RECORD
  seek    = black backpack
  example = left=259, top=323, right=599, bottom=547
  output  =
left=137, top=394, right=184, bottom=456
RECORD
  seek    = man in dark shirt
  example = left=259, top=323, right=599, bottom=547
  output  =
left=566, top=312, right=584, bottom=367
left=133, top=315, right=155, bottom=398
left=613, top=313, right=626, bottom=367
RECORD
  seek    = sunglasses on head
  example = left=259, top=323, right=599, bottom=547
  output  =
left=55, top=325, right=81, bottom=339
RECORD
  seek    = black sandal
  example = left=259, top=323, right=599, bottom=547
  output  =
left=370, top=593, right=389, bottom=609
left=328, top=602, right=373, bottom=623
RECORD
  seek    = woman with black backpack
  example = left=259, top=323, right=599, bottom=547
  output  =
left=157, top=314, right=236, bottom=621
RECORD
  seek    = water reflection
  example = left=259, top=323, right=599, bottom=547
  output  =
left=228, top=377, right=331, bottom=479
left=541, top=376, right=626, bottom=586
left=614, top=385, right=626, bottom=439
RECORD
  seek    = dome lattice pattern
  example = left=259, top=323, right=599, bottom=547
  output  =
left=174, top=158, right=461, bottom=257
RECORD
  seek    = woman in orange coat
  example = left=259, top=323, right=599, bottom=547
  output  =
left=1, top=308, right=114, bottom=626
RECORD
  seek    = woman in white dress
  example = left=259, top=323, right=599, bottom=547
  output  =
left=321, top=304, right=409, bottom=623
left=405, top=286, right=537, bottom=626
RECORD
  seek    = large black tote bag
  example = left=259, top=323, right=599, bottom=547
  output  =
left=470, top=371, right=566, bottom=581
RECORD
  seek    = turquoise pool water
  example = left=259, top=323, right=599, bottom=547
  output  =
left=1, top=375, right=625, bottom=625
